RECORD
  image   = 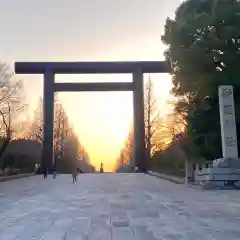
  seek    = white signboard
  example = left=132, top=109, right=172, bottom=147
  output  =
left=218, top=85, right=238, bottom=158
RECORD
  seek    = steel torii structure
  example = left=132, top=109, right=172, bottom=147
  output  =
left=15, top=61, right=169, bottom=173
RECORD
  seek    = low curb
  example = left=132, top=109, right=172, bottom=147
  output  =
left=0, top=173, right=35, bottom=182
left=147, top=171, right=184, bottom=184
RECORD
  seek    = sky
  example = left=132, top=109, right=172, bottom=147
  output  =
left=0, top=0, right=182, bottom=171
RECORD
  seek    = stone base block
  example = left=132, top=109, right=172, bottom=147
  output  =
left=195, top=159, right=240, bottom=189
left=195, top=168, right=240, bottom=180
left=213, top=158, right=240, bottom=168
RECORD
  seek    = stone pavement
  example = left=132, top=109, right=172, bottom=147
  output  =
left=1, top=174, right=240, bottom=240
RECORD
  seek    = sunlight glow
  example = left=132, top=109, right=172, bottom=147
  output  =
left=55, top=73, right=172, bottom=172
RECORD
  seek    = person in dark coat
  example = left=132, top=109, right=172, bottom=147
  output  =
left=43, top=167, right=48, bottom=179
left=72, top=165, right=77, bottom=183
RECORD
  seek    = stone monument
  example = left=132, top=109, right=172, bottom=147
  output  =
left=214, top=85, right=240, bottom=168
left=219, top=85, right=238, bottom=158
left=195, top=85, right=240, bottom=187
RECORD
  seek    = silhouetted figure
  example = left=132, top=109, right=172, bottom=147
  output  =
left=72, top=165, right=77, bottom=183
left=43, top=167, right=48, bottom=179
left=52, top=165, right=56, bottom=179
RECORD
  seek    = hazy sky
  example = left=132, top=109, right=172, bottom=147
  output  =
left=0, top=0, right=181, bottom=171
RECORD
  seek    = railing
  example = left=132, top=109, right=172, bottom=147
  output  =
left=194, top=161, right=213, bottom=171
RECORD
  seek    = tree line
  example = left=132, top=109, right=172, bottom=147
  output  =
left=116, top=0, right=240, bottom=175
left=0, top=63, right=94, bottom=176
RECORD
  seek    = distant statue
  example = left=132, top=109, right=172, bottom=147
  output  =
left=100, top=161, right=104, bottom=173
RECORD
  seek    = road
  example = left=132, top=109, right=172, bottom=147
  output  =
left=0, top=173, right=240, bottom=239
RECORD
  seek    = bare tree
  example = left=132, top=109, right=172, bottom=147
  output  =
left=28, top=97, right=92, bottom=172
left=115, top=127, right=134, bottom=171
left=54, top=102, right=66, bottom=160
left=28, top=98, right=43, bottom=142
left=28, top=96, right=67, bottom=144
left=0, top=63, right=26, bottom=138
left=28, top=98, right=68, bottom=154
left=144, top=76, right=162, bottom=159
left=0, top=63, right=26, bottom=169
left=116, top=76, right=165, bottom=169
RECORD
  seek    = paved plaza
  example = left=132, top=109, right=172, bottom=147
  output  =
left=1, top=174, right=240, bottom=239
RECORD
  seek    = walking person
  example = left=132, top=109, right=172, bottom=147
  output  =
left=71, top=165, right=77, bottom=183
left=43, top=167, right=48, bottom=179
left=52, top=165, right=56, bottom=179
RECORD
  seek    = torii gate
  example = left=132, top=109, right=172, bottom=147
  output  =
left=15, top=61, right=168, bottom=173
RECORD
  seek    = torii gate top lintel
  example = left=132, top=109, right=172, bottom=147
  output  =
left=14, top=61, right=169, bottom=74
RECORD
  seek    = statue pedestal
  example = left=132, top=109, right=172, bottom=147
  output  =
left=194, top=158, right=240, bottom=188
